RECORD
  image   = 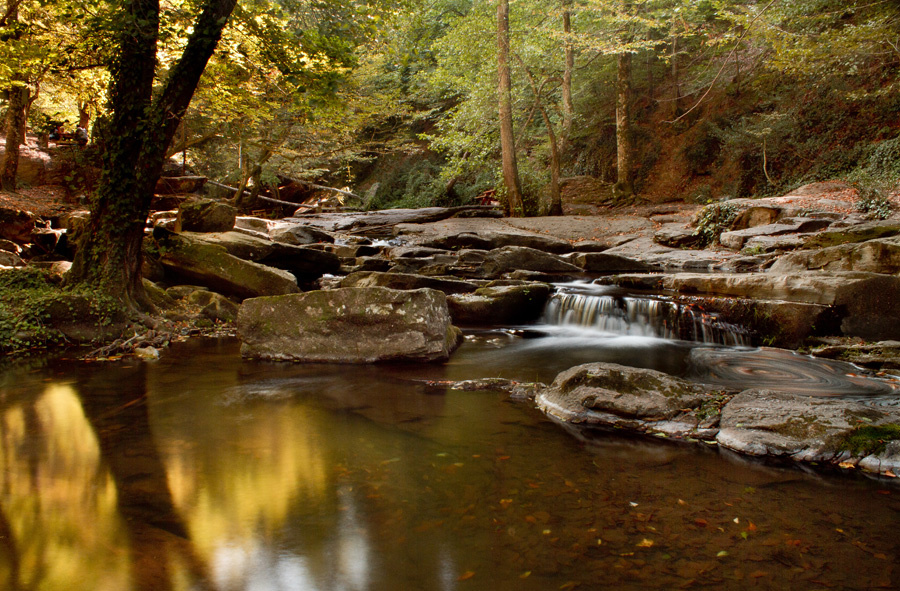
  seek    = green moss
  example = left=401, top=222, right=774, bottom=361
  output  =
left=0, top=267, right=126, bottom=357
left=838, top=424, right=900, bottom=457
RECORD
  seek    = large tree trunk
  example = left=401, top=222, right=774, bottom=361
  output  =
left=498, top=0, right=525, bottom=217
left=614, top=50, right=633, bottom=198
left=1, top=82, right=28, bottom=191
left=66, top=0, right=238, bottom=308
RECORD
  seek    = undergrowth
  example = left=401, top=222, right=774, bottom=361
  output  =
left=693, top=202, right=740, bottom=247
left=0, top=267, right=124, bottom=356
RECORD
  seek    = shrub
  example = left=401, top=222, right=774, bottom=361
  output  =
left=693, top=201, right=740, bottom=247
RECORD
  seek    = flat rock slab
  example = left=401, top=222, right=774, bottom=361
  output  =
left=717, top=389, right=900, bottom=471
left=237, top=287, right=462, bottom=363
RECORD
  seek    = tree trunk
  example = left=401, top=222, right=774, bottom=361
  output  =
left=498, top=0, right=525, bottom=217
left=614, top=50, right=633, bottom=198
left=1, top=82, right=28, bottom=191
left=542, top=106, right=563, bottom=216
left=561, top=0, right=574, bottom=149
left=66, top=0, right=238, bottom=309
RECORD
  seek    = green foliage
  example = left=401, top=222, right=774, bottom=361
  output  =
left=692, top=201, right=740, bottom=247
left=838, top=424, right=900, bottom=457
left=0, top=267, right=124, bottom=356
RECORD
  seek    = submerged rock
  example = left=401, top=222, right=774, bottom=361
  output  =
left=237, top=287, right=462, bottom=363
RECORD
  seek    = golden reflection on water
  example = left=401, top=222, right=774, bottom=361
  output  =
left=0, top=383, right=129, bottom=591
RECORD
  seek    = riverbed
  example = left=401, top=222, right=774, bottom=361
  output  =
left=1, top=335, right=897, bottom=591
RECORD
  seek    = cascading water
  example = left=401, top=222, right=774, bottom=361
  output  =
left=543, top=285, right=751, bottom=346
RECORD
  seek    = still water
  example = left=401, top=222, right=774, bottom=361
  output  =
left=1, top=336, right=898, bottom=591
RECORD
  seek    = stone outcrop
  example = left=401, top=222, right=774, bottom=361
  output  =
left=531, top=362, right=900, bottom=476
left=340, top=271, right=477, bottom=295
left=447, top=283, right=552, bottom=325
left=769, top=236, right=900, bottom=275
left=180, top=230, right=341, bottom=280
left=237, top=287, right=462, bottom=363
left=152, top=228, right=300, bottom=300
left=609, top=271, right=900, bottom=341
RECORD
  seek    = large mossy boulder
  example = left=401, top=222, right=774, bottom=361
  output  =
left=153, top=228, right=300, bottom=300
left=181, top=230, right=341, bottom=279
left=237, top=287, right=463, bottom=363
left=447, top=283, right=552, bottom=325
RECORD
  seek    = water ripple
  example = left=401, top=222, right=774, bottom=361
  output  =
left=688, top=347, right=900, bottom=397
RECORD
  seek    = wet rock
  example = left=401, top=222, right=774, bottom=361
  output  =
left=536, top=362, right=723, bottom=426
left=447, top=283, right=552, bottom=325
left=717, top=389, right=900, bottom=468
left=769, top=236, right=900, bottom=275
left=237, top=287, right=462, bottom=363
left=153, top=228, right=300, bottom=300
left=177, top=197, right=237, bottom=233
left=340, top=271, right=478, bottom=295
left=810, top=340, right=900, bottom=371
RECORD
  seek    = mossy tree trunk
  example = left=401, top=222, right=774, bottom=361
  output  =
left=66, top=0, right=238, bottom=309
left=614, top=49, right=633, bottom=199
left=1, top=0, right=27, bottom=192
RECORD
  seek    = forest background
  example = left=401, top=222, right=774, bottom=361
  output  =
left=2, top=0, right=899, bottom=218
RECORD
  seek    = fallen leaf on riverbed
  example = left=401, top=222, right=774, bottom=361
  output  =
left=457, top=571, right=475, bottom=581
left=637, top=539, right=654, bottom=548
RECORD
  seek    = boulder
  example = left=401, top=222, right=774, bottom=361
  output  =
left=237, top=287, right=462, bottom=363
left=447, top=283, right=552, bottom=325
left=653, top=223, right=701, bottom=248
left=0, top=207, right=34, bottom=243
left=769, top=236, right=900, bottom=275
left=187, top=289, right=240, bottom=323
left=268, top=222, right=335, bottom=245
left=153, top=228, right=300, bottom=300
left=717, top=389, right=900, bottom=466
left=177, top=197, right=237, bottom=233
left=566, top=252, right=654, bottom=273
left=0, top=249, right=24, bottom=267
left=340, top=271, right=478, bottom=295
left=454, top=246, right=582, bottom=279
left=536, top=362, right=723, bottom=430
left=180, top=230, right=341, bottom=279
left=155, top=176, right=207, bottom=194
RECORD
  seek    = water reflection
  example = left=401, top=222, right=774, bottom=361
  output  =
left=0, top=338, right=898, bottom=591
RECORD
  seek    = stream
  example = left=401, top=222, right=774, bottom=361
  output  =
left=1, top=288, right=899, bottom=590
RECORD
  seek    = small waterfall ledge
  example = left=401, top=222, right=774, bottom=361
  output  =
left=543, top=290, right=751, bottom=346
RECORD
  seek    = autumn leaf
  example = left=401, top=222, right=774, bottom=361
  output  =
left=457, top=571, right=475, bottom=581
left=637, top=539, right=654, bottom=548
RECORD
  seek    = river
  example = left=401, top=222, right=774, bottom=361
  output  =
left=0, top=329, right=898, bottom=590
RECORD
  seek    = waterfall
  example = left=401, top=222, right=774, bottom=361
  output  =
left=543, top=291, right=751, bottom=346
